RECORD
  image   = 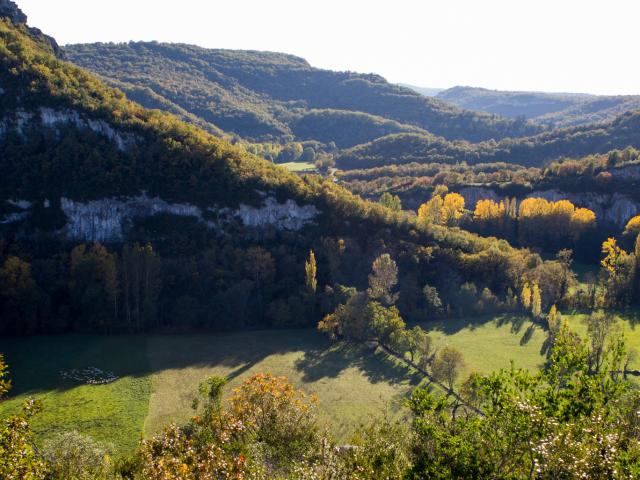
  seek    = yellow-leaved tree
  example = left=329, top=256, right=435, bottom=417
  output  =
left=441, top=193, right=465, bottom=226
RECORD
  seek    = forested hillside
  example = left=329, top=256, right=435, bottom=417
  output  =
left=336, top=109, right=640, bottom=169
left=64, top=42, right=542, bottom=145
left=436, top=85, right=640, bottom=128
left=0, top=17, right=549, bottom=337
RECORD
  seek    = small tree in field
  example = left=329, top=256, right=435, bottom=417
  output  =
left=431, top=346, right=465, bottom=391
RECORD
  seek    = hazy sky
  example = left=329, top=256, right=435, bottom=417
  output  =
left=17, top=0, right=640, bottom=95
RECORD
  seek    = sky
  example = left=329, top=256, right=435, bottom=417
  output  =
left=17, top=0, right=640, bottom=95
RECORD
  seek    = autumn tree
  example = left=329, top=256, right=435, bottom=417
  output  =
left=367, top=254, right=398, bottom=305
left=417, top=194, right=443, bottom=225
left=520, top=282, right=532, bottom=310
left=304, top=250, right=317, bottom=295
left=230, top=374, right=318, bottom=465
left=518, top=197, right=596, bottom=249
left=441, top=193, right=465, bottom=226
left=623, top=215, right=640, bottom=239
left=531, top=282, right=542, bottom=318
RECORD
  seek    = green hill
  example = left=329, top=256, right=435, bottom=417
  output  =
left=336, top=110, right=640, bottom=169
left=437, top=86, right=640, bottom=128
left=64, top=42, right=542, bottom=144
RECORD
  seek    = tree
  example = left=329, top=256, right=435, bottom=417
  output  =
left=520, top=282, right=531, bottom=310
left=367, top=302, right=405, bottom=345
left=43, top=431, right=113, bottom=480
left=422, top=284, right=443, bottom=317
left=531, top=282, right=542, bottom=318
left=585, top=311, right=616, bottom=374
left=367, top=254, right=398, bottom=305
left=406, top=322, right=638, bottom=480
left=0, top=256, right=40, bottom=335
left=441, top=193, right=465, bottom=226
left=70, top=243, right=119, bottom=332
left=431, top=346, right=465, bottom=391
left=623, top=215, right=640, bottom=239
left=547, top=304, right=561, bottom=334
left=0, top=356, right=48, bottom=479
left=318, top=291, right=369, bottom=341
left=417, top=195, right=443, bottom=225
left=412, top=327, right=434, bottom=369
left=379, top=192, right=402, bottom=212
left=121, top=243, right=161, bottom=332
left=229, top=373, right=318, bottom=465
left=304, top=250, right=317, bottom=295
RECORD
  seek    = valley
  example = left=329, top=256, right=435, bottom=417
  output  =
left=2, top=0, right=640, bottom=477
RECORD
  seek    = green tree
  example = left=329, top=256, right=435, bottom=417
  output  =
left=422, top=284, right=443, bottom=317
left=367, top=301, right=405, bottom=345
left=378, top=192, right=402, bottom=212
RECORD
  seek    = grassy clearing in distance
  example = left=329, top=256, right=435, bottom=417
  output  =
left=0, top=336, right=151, bottom=454
left=278, top=161, right=317, bottom=173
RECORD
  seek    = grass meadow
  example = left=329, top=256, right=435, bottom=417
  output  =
left=2, top=312, right=640, bottom=455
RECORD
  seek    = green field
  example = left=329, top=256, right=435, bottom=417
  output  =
left=2, top=313, right=640, bottom=455
left=278, top=161, right=317, bottom=173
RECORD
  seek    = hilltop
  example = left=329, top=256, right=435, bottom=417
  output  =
left=64, top=42, right=542, bottom=146
left=435, top=85, right=640, bottom=128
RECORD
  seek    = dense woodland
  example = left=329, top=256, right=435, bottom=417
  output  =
left=336, top=112, right=640, bottom=169
left=3, top=2, right=640, bottom=478
left=64, top=42, right=542, bottom=145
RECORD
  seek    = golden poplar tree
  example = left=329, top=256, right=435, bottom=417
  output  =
left=305, top=250, right=317, bottom=295
left=531, top=283, right=542, bottom=318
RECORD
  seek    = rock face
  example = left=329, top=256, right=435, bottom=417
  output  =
left=457, top=186, right=639, bottom=227
left=53, top=194, right=319, bottom=242
left=0, top=108, right=136, bottom=151
left=236, top=197, right=318, bottom=230
left=0, top=0, right=26, bottom=23
left=0, top=0, right=64, bottom=58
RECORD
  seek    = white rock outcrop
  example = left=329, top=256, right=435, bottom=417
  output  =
left=56, top=194, right=318, bottom=242
left=0, top=108, right=136, bottom=151
left=236, top=197, right=318, bottom=230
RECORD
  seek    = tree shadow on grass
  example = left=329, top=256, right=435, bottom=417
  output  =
left=520, top=324, right=537, bottom=346
left=0, top=329, right=322, bottom=397
left=421, top=314, right=532, bottom=336
left=294, top=342, right=423, bottom=387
